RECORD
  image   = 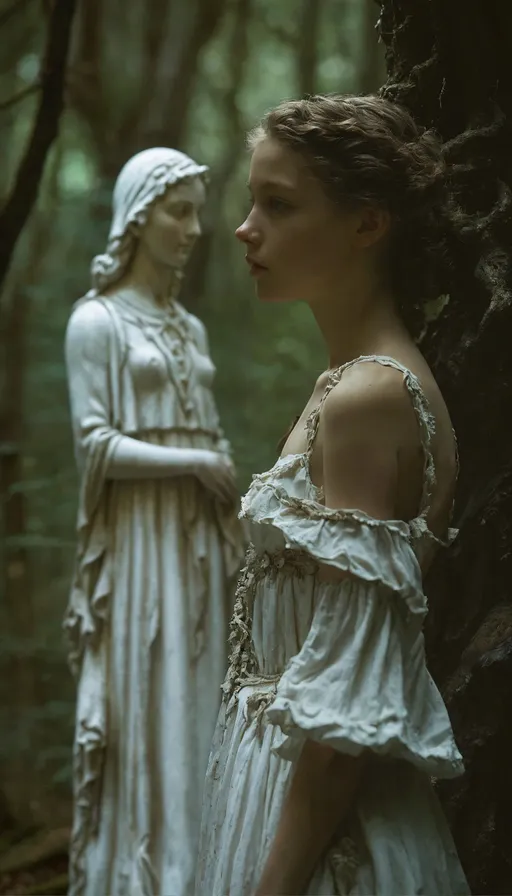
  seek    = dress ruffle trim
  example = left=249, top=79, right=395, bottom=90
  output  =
left=241, top=471, right=427, bottom=617
left=269, top=701, right=464, bottom=779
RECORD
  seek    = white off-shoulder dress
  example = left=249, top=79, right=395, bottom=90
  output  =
left=196, top=355, right=470, bottom=896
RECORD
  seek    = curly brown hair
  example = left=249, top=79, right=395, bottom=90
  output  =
left=249, top=94, right=461, bottom=337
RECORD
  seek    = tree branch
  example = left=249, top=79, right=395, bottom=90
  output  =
left=0, top=80, right=40, bottom=113
left=0, top=0, right=78, bottom=293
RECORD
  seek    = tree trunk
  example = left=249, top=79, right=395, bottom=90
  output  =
left=70, top=0, right=227, bottom=182
left=378, top=1, right=512, bottom=892
left=297, top=0, right=322, bottom=96
left=0, top=0, right=79, bottom=292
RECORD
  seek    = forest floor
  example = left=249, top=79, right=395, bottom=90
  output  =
left=0, top=828, right=69, bottom=895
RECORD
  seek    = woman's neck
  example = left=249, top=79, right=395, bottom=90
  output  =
left=309, top=283, right=409, bottom=370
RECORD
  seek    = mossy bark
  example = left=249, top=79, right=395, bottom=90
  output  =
left=379, top=1, right=512, bottom=892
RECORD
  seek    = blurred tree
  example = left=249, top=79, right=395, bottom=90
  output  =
left=69, top=0, right=227, bottom=180
left=297, top=0, right=322, bottom=96
left=379, top=0, right=512, bottom=892
left=0, top=204, right=57, bottom=829
left=0, top=0, right=77, bottom=288
left=182, top=0, right=253, bottom=308
left=0, top=0, right=78, bottom=829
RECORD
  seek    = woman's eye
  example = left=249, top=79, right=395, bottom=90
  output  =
left=267, top=196, right=291, bottom=213
left=244, top=196, right=291, bottom=217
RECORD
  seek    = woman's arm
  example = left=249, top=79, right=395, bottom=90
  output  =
left=255, top=366, right=416, bottom=896
left=255, top=742, right=366, bottom=896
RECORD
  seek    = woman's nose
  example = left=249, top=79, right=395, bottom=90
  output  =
left=235, top=217, right=250, bottom=243
left=235, top=216, right=258, bottom=244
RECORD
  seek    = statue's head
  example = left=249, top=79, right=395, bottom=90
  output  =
left=90, top=147, right=209, bottom=295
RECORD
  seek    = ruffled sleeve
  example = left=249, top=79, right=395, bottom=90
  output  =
left=267, top=574, right=463, bottom=778
left=242, top=471, right=465, bottom=780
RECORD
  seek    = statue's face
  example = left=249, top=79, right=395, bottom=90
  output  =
left=137, top=176, right=206, bottom=270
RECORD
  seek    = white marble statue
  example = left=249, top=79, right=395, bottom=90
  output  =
left=63, top=147, right=245, bottom=896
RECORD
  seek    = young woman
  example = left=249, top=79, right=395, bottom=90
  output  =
left=195, top=97, right=470, bottom=895
left=64, top=148, right=244, bottom=896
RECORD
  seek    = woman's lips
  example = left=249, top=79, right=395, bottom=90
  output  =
left=246, top=256, right=267, bottom=277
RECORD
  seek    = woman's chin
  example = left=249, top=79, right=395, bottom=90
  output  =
left=255, top=282, right=294, bottom=303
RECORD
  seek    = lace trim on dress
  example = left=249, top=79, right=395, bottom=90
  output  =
left=221, top=545, right=317, bottom=716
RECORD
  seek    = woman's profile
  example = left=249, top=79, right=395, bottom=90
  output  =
left=64, top=147, right=245, bottom=896
left=195, top=96, right=469, bottom=895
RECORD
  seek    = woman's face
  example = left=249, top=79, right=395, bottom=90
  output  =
left=236, top=137, right=379, bottom=305
left=137, top=176, right=206, bottom=270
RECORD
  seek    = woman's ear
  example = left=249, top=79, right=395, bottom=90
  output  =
left=128, top=221, right=141, bottom=238
left=355, top=205, right=391, bottom=248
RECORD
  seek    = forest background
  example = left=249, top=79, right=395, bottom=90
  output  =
left=1, top=0, right=511, bottom=893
